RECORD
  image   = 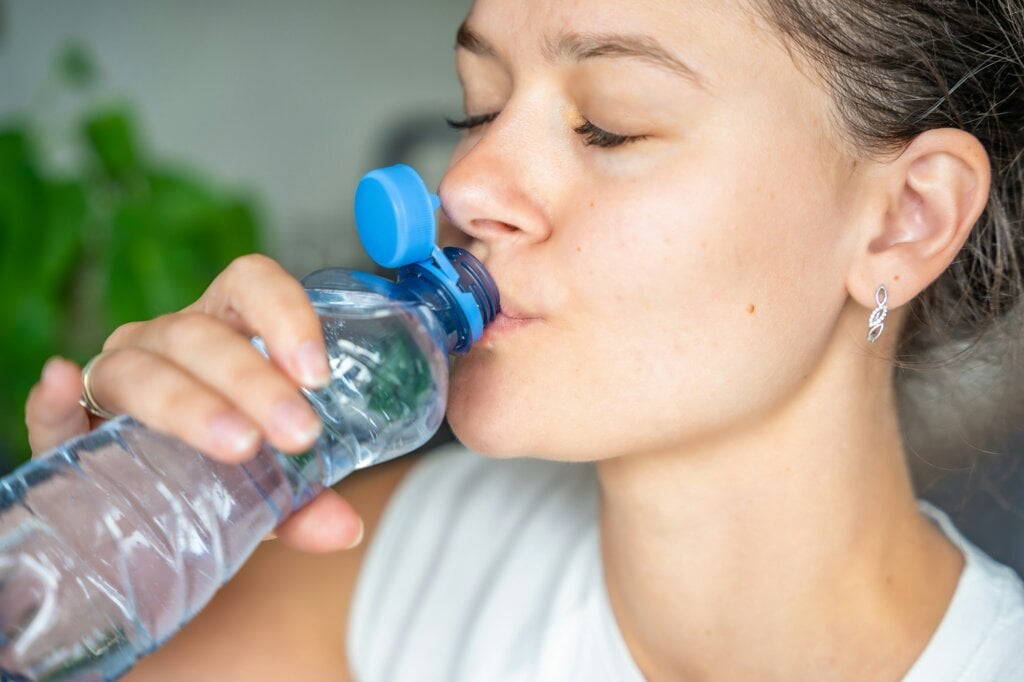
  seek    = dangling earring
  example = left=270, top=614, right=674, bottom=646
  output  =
left=867, top=285, right=888, bottom=343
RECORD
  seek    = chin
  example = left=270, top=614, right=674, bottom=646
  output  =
left=445, top=389, right=531, bottom=459
left=445, top=349, right=521, bottom=457
left=446, top=385, right=611, bottom=462
left=446, top=348, right=616, bottom=462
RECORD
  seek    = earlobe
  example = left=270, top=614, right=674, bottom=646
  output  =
left=852, top=128, right=990, bottom=309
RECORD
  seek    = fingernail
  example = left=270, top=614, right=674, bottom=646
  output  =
left=271, top=398, right=322, bottom=449
left=345, top=517, right=365, bottom=550
left=293, top=340, right=331, bottom=390
left=263, top=530, right=278, bottom=542
left=209, top=412, right=260, bottom=458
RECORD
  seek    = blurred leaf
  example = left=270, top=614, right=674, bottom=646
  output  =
left=0, top=49, right=265, bottom=472
left=37, top=181, right=87, bottom=292
left=147, top=169, right=219, bottom=234
left=209, top=199, right=260, bottom=262
left=0, top=126, right=89, bottom=469
left=106, top=198, right=182, bottom=324
left=57, top=42, right=99, bottom=90
left=0, top=290, right=63, bottom=466
left=11, top=291, right=61, bottom=353
left=0, top=126, right=32, bottom=171
left=0, top=128, right=40, bottom=286
left=103, top=174, right=260, bottom=327
left=83, top=107, right=142, bottom=181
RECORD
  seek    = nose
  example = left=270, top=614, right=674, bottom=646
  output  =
left=438, top=116, right=553, bottom=259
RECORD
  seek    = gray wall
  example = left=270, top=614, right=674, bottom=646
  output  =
left=0, top=0, right=471, bottom=273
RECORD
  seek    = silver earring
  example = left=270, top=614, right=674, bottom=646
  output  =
left=867, top=285, right=888, bottom=343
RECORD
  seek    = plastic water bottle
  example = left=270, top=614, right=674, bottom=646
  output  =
left=0, top=165, right=499, bottom=681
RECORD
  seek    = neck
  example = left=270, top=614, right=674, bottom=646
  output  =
left=596, top=318, right=965, bottom=680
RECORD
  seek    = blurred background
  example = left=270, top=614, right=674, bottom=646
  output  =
left=0, top=0, right=469, bottom=470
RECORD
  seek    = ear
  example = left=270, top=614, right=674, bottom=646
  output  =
left=847, top=128, right=990, bottom=310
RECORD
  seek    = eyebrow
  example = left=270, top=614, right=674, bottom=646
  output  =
left=456, top=21, right=496, bottom=57
left=456, top=21, right=705, bottom=87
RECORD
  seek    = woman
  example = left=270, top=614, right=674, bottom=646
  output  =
left=25, top=0, right=1024, bottom=679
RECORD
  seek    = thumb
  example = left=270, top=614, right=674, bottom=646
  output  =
left=26, top=357, right=93, bottom=457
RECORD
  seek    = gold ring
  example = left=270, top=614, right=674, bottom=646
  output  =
left=78, top=351, right=120, bottom=420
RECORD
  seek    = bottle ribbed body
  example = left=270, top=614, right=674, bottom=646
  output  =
left=0, top=271, right=450, bottom=681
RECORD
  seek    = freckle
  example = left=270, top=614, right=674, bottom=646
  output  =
left=747, top=304, right=756, bottom=314
left=893, top=275, right=901, bottom=281
left=700, top=241, right=708, bottom=250
left=576, top=246, right=581, bottom=253
left=589, top=201, right=595, bottom=208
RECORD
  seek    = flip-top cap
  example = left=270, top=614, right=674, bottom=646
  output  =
left=355, top=164, right=441, bottom=269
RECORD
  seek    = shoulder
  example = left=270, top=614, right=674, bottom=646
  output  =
left=958, top=551, right=1024, bottom=680
left=348, top=444, right=601, bottom=682
left=905, top=500, right=1024, bottom=681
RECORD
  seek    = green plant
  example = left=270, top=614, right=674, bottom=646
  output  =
left=0, top=45, right=262, bottom=470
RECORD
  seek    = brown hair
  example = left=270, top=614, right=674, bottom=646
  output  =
left=756, top=1, right=1024, bottom=470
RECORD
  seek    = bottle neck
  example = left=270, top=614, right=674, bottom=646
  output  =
left=394, top=270, right=472, bottom=355
left=395, top=247, right=499, bottom=354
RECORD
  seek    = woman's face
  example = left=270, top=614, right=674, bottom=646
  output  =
left=441, top=0, right=863, bottom=460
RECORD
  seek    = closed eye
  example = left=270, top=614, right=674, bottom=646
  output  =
left=446, top=112, right=499, bottom=130
left=446, top=112, right=646, bottom=150
left=573, top=120, right=646, bottom=148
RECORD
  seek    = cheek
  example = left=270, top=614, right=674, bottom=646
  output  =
left=597, top=172, right=844, bottom=370
left=572, top=166, right=841, bottom=339
left=447, top=156, right=849, bottom=460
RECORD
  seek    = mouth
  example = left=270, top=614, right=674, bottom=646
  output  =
left=479, top=310, right=539, bottom=343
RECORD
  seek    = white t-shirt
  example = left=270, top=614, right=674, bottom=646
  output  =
left=348, top=444, right=1024, bottom=681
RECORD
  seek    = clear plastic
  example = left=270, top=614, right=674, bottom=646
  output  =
left=0, top=271, right=451, bottom=681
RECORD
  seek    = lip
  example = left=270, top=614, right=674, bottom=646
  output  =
left=479, top=311, right=539, bottom=343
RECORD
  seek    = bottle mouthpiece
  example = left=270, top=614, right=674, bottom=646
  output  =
left=354, top=165, right=501, bottom=352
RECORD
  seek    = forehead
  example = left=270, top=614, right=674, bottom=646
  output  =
left=460, top=0, right=847, bottom=184
left=462, top=0, right=775, bottom=82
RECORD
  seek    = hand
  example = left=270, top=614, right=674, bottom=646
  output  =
left=24, top=254, right=364, bottom=553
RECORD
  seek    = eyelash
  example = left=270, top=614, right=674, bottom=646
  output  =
left=445, top=112, right=500, bottom=130
left=445, top=113, right=645, bottom=149
left=572, top=120, right=645, bottom=148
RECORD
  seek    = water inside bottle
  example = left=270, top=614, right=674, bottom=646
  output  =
left=268, top=291, right=449, bottom=474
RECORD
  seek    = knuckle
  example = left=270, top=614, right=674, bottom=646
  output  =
left=228, top=359, right=289, bottom=403
left=227, top=253, right=279, bottom=280
left=157, top=385, right=232, bottom=442
left=97, top=347, right=137, bottom=383
left=157, top=312, right=219, bottom=348
left=105, top=320, right=144, bottom=350
left=162, top=381, right=213, bottom=419
left=96, top=348, right=173, bottom=414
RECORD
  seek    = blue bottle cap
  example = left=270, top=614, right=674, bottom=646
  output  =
left=355, top=164, right=442, bottom=269
left=354, top=165, right=500, bottom=352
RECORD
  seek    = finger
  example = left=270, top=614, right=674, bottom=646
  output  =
left=26, top=357, right=92, bottom=456
left=85, top=347, right=263, bottom=463
left=188, top=254, right=331, bottom=390
left=128, top=312, right=321, bottom=454
left=269, top=488, right=364, bottom=553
